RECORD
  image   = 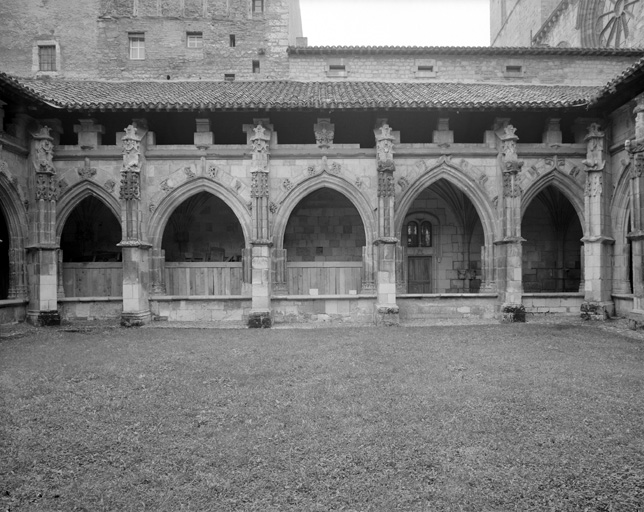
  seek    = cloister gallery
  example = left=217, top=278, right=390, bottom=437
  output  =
left=1, top=1, right=644, bottom=327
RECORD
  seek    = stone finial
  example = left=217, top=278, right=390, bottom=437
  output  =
left=314, top=118, right=334, bottom=150
left=122, top=124, right=142, bottom=172
left=249, top=121, right=271, bottom=172
left=583, top=123, right=605, bottom=172
left=375, top=122, right=395, bottom=172
left=499, top=124, right=523, bottom=174
left=31, top=126, right=55, bottom=175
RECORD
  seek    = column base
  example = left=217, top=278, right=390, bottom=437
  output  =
left=580, top=301, right=613, bottom=321
left=121, top=310, right=152, bottom=327
left=627, top=309, right=644, bottom=330
left=374, top=304, right=400, bottom=327
left=26, top=310, right=61, bottom=327
left=500, top=303, right=526, bottom=323
left=248, top=310, right=272, bottom=328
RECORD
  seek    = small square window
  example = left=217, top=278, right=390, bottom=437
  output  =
left=38, top=45, right=56, bottom=71
left=224, top=73, right=235, bottom=81
left=506, top=65, right=522, bottom=73
left=415, top=59, right=436, bottom=78
left=252, top=0, right=264, bottom=13
left=252, top=60, right=260, bottom=73
left=326, top=59, right=347, bottom=77
left=129, top=33, right=145, bottom=60
left=229, top=34, right=236, bottom=47
left=187, top=32, right=203, bottom=48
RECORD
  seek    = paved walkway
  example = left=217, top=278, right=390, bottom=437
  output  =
left=2, top=314, right=644, bottom=341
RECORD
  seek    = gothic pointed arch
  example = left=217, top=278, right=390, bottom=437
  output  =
left=0, top=170, right=29, bottom=299
left=147, top=177, right=252, bottom=249
left=56, top=181, right=121, bottom=240
left=521, top=170, right=585, bottom=231
left=611, top=162, right=633, bottom=238
left=273, top=173, right=377, bottom=249
left=395, top=162, right=495, bottom=246
left=0, top=170, right=28, bottom=244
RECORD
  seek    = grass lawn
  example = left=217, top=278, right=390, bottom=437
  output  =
left=1, top=321, right=643, bottom=511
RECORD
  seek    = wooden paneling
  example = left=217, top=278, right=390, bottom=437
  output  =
left=165, top=262, right=243, bottom=296
left=63, top=263, right=123, bottom=297
left=286, top=262, right=362, bottom=295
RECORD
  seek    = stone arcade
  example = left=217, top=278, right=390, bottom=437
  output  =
left=1, top=0, right=644, bottom=328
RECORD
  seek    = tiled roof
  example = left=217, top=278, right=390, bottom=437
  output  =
left=288, top=45, right=644, bottom=57
left=0, top=75, right=600, bottom=111
left=590, top=55, right=644, bottom=105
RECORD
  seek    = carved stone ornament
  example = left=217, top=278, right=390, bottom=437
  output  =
left=583, top=123, right=605, bottom=171
left=77, top=157, right=97, bottom=180
left=58, top=178, right=68, bottom=193
left=569, top=166, right=581, bottom=179
left=502, top=172, right=522, bottom=198
left=633, top=153, right=644, bottom=179
left=378, top=171, right=396, bottom=197
left=250, top=123, right=271, bottom=172
left=397, top=176, right=409, bottom=190
left=308, top=165, right=318, bottom=177
left=184, top=166, right=196, bottom=179
left=207, top=166, right=220, bottom=179
left=160, top=179, right=174, bottom=193
left=149, top=202, right=156, bottom=213
left=355, top=177, right=364, bottom=189
left=282, top=178, right=294, bottom=192
left=31, top=126, right=55, bottom=175
left=314, top=118, right=335, bottom=149
left=269, top=201, right=278, bottom=214
left=104, top=180, right=116, bottom=192
left=376, top=123, right=395, bottom=172
left=247, top=200, right=253, bottom=211
left=122, top=124, right=141, bottom=173
left=35, top=173, right=58, bottom=201
left=585, top=172, right=603, bottom=198
left=119, top=170, right=141, bottom=201
left=251, top=171, right=269, bottom=198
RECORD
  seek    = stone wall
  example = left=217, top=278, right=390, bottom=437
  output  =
left=490, top=0, right=542, bottom=47
left=0, top=0, right=300, bottom=80
left=287, top=53, right=640, bottom=86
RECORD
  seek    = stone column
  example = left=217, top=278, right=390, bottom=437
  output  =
left=245, top=121, right=273, bottom=327
left=626, top=97, right=644, bottom=328
left=73, top=119, right=104, bottom=150
left=479, top=243, right=497, bottom=292
left=118, top=123, right=152, bottom=326
left=373, top=122, right=399, bottom=326
left=580, top=123, right=614, bottom=321
left=26, top=126, right=61, bottom=326
left=194, top=118, right=213, bottom=149
left=494, top=124, right=526, bottom=322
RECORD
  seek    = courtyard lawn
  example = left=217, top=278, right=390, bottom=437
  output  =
left=1, top=322, right=643, bottom=511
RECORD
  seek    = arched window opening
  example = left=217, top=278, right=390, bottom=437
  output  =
left=407, top=221, right=419, bottom=247
left=161, top=192, right=245, bottom=296
left=60, top=196, right=122, bottom=297
left=420, top=221, right=432, bottom=247
left=522, top=186, right=582, bottom=292
left=0, top=207, right=9, bottom=299
left=282, top=188, right=366, bottom=294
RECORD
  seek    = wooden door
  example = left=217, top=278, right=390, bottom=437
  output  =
left=408, top=256, right=432, bottom=293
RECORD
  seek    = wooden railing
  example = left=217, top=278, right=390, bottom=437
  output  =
left=62, top=263, right=123, bottom=297
left=164, top=262, right=243, bottom=296
left=285, top=262, right=362, bottom=295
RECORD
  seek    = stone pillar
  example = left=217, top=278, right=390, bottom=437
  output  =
left=373, top=122, right=399, bottom=326
left=118, top=123, right=152, bottom=326
left=626, top=97, right=644, bottom=328
left=194, top=118, right=213, bottom=149
left=26, top=126, right=61, bottom=326
left=543, top=118, right=562, bottom=146
left=580, top=123, right=614, bottom=321
left=433, top=118, right=454, bottom=145
left=479, top=243, right=497, bottom=292
left=7, top=240, right=28, bottom=300
left=314, top=118, right=334, bottom=150
left=494, top=124, right=526, bottom=322
left=149, top=247, right=166, bottom=295
left=73, top=119, right=104, bottom=150
left=245, top=120, right=273, bottom=327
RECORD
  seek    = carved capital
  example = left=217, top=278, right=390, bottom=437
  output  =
left=31, top=126, right=55, bottom=175
left=35, top=173, right=58, bottom=201
left=584, top=172, right=603, bottom=198
left=375, top=123, right=395, bottom=171
left=119, top=170, right=141, bottom=201
left=377, top=171, right=396, bottom=197
left=251, top=171, right=269, bottom=198
left=122, top=124, right=142, bottom=173
left=583, top=123, right=605, bottom=171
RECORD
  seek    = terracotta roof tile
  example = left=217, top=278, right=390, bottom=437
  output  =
left=1, top=74, right=598, bottom=111
left=590, top=55, right=644, bottom=105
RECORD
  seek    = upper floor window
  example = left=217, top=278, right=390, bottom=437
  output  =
left=252, top=0, right=264, bottom=13
left=407, top=221, right=432, bottom=247
left=129, top=33, right=145, bottom=60
left=38, top=45, right=56, bottom=71
left=187, top=32, right=203, bottom=48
